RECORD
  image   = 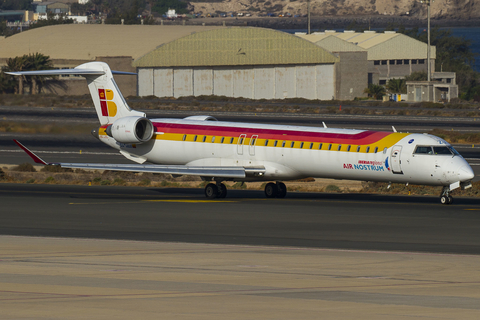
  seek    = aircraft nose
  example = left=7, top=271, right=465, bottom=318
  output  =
left=458, top=165, right=475, bottom=182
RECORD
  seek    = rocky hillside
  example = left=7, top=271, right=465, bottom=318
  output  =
left=190, top=0, right=480, bottom=20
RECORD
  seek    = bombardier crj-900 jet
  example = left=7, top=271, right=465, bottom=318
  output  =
left=8, top=62, right=475, bottom=204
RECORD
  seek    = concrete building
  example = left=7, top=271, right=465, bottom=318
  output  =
left=326, top=30, right=436, bottom=85
left=134, top=28, right=339, bottom=100
left=407, top=72, right=458, bottom=102
left=295, top=32, right=368, bottom=100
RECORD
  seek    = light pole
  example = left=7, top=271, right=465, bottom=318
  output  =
left=421, top=0, right=432, bottom=102
left=307, top=0, right=311, bottom=34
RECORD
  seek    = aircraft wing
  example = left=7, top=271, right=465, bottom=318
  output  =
left=13, top=140, right=264, bottom=179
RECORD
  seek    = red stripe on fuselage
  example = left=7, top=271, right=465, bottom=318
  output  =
left=152, top=122, right=390, bottom=145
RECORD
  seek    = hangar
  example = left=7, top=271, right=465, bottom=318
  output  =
left=0, top=24, right=224, bottom=96
left=133, top=28, right=339, bottom=100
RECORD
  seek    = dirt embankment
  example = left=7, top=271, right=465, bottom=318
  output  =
left=189, top=0, right=480, bottom=21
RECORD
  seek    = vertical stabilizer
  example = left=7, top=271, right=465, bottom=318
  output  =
left=76, top=62, right=144, bottom=125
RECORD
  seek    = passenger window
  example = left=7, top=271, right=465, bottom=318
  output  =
left=221, top=137, right=225, bottom=143
left=274, top=141, right=278, bottom=147
left=194, top=135, right=197, bottom=142
left=239, top=137, right=243, bottom=144
left=265, top=139, right=269, bottom=146
left=182, top=134, right=186, bottom=141
left=383, top=147, right=387, bottom=154
left=230, top=137, right=234, bottom=144
left=374, top=147, right=378, bottom=153
left=300, top=142, right=304, bottom=148
left=366, top=146, right=370, bottom=153
left=282, top=141, right=286, bottom=147
left=319, top=143, right=323, bottom=150
left=309, top=143, right=313, bottom=149
left=202, top=136, right=207, bottom=142
left=290, top=141, right=294, bottom=148
left=328, top=144, right=332, bottom=150
left=357, top=146, right=361, bottom=152
left=337, top=145, right=342, bottom=151
left=347, top=145, right=351, bottom=151
left=211, top=136, right=215, bottom=143
left=251, top=138, right=256, bottom=145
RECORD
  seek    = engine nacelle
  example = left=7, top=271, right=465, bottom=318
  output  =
left=106, top=116, right=154, bottom=144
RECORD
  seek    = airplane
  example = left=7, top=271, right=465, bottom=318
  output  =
left=8, top=62, right=475, bottom=204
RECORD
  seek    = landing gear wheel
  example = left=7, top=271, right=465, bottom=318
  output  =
left=440, top=186, right=453, bottom=205
left=440, top=195, right=453, bottom=205
left=276, top=182, right=287, bottom=198
left=217, top=183, right=227, bottom=198
left=265, top=182, right=278, bottom=198
left=205, top=183, right=218, bottom=199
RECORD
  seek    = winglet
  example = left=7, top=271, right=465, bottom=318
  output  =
left=13, top=140, right=48, bottom=165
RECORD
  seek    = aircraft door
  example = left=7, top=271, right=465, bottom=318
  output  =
left=237, top=134, right=246, bottom=155
left=391, top=145, right=403, bottom=174
left=249, top=135, right=258, bottom=156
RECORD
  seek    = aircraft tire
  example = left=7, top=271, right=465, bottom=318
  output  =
left=205, top=183, right=218, bottom=199
left=440, top=195, right=453, bottom=205
left=276, top=182, right=287, bottom=198
left=217, top=183, right=227, bottom=198
left=265, top=182, right=278, bottom=198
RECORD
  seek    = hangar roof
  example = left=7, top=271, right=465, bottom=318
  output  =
left=133, top=27, right=339, bottom=68
left=0, top=24, right=225, bottom=62
left=295, top=33, right=366, bottom=52
left=327, top=31, right=436, bottom=60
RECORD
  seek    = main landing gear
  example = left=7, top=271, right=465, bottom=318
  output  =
left=203, top=181, right=288, bottom=199
left=264, top=182, right=287, bottom=198
left=205, top=183, right=227, bottom=199
left=440, top=186, right=453, bottom=205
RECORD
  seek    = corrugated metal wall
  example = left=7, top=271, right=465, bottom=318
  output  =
left=138, top=64, right=335, bottom=100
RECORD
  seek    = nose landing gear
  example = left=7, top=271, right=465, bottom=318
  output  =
left=440, top=186, right=453, bottom=205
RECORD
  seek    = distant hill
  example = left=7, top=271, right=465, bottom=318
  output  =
left=189, top=0, right=480, bottom=20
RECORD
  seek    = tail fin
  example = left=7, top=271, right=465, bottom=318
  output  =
left=6, top=62, right=144, bottom=125
left=78, top=62, right=144, bottom=125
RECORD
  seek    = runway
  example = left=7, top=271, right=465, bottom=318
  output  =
left=1, top=183, right=480, bottom=254
left=2, top=183, right=480, bottom=319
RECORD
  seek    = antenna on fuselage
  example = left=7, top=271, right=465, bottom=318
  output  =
left=323, top=122, right=327, bottom=128
left=392, top=126, right=397, bottom=132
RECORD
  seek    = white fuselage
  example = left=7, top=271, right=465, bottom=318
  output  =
left=99, top=118, right=474, bottom=186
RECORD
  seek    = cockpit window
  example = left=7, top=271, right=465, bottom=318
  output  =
left=448, top=146, right=460, bottom=156
left=433, top=146, right=453, bottom=155
left=415, top=145, right=456, bottom=156
left=415, top=146, right=433, bottom=154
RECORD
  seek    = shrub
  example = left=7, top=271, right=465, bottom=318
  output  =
left=12, top=163, right=36, bottom=172
left=41, top=165, right=73, bottom=173
left=44, top=176, right=55, bottom=183
left=325, top=185, right=340, bottom=192
left=26, top=179, right=35, bottom=184
left=139, top=179, right=151, bottom=186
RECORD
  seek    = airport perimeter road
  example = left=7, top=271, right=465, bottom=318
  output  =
left=1, top=183, right=480, bottom=254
